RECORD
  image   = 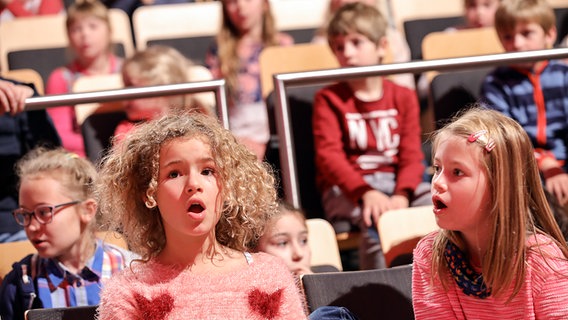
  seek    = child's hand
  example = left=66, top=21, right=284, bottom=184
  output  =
left=361, top=190, right=391, bottom=227
left=545, top=173, right=568, bottom=205
left=0, top=80, right=34, bottom=116
left=389, top=195, right=410, bottom=210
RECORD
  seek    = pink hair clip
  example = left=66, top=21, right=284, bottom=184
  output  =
left=468, top=130, right=495, bottom=153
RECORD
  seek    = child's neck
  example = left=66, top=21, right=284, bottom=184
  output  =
left=157, top=236, right=238, bottom=272
left=57, top=236, right=97, bottom=274
left=348, top=76, right=384, bottom=102
left=77, top=52, right=111, bottom=75
left=462, top=231, right=490, bottom=271
left=239, top=25, right=263, bottom=43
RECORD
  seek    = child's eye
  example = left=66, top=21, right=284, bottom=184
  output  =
left=452, top=168, right=464, bottom=176
left=352, top=39, right=360, bottom=47
left=275, top=240, right=288, bottom=247
left=168, top=171, right=180, bottom=179
left=300, top=237, right=309, bottom=246
left=432, top=165, right=441, bottom=174
left=501, top=34, right=513, bottom=42
left=202, top=168, right=215, bottom=176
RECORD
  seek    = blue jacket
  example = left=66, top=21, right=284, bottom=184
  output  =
left=0, top=77, right=60, bottom=239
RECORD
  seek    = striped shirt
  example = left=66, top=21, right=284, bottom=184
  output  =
left=481, top=60, right=568, bottom=168
left=412, top=232, right=568, bottom=319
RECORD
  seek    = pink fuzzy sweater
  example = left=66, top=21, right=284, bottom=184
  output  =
left=97, top=252, right=307, bottom=320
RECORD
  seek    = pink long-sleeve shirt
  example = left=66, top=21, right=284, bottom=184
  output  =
left=45, top=54, right=122, bottom=157
left=97, top=252, right=307, bottom=320
left=413, top=231, right=568, bottom=319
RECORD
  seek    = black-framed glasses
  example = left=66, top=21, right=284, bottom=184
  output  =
left=12, top=201, right=81, bottom=227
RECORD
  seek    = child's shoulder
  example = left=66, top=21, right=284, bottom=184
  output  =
left=317, top=81, right=352, bottom=98
left=526, top=233, right=568, bottom=276
left=249, top=251, right=288, bottom=268
left=248, top=252, right=292, bottom=275
left=413, top=231, right=439, bottom=263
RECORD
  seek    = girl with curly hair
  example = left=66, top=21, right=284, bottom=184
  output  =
left=96, top=111, right=306, bottom=319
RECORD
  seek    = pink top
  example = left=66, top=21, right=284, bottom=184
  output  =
left=46, top=54, right=122, bottom=157
left=413, top=231, right=568, bottom=319
left=0, top=0, right=63, bottom=20
left=97, top=252, right=307, bottom=320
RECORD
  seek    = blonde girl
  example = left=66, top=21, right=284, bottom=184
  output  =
left=96, top=112, right=306, bottom=319
left=0, top=148, right=132, bottom=320
left=46, top=0, right=122, bottom=157
left=114, top=45, right=215, bottom=144
left=413, top=107, right=568, bottom=318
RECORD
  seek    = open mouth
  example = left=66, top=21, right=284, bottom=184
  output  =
left=188, top=203, right=204, bottom=213
left=433, top=198, right=447, bottom=210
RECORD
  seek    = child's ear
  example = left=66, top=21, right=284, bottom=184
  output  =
left=376, top=36, right=389, bottom=62
left=81, top=198, right=98, bottom=223
left=545, top=26, right=558, bottom=49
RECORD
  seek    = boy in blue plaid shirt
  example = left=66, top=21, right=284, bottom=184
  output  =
left=482, top=0, right=568, bottom=206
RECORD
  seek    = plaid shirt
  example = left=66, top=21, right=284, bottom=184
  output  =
left=35, top=239, right=130, bottom=308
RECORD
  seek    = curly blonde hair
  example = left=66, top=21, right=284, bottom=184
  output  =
left=97, top=111, right=278, bottom=260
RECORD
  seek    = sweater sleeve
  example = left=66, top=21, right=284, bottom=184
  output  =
left=391, top=83, right=425, bottom=198
left=412, top=232, right=460, bottom=320
left=312, top=86, right=373, bottom=204
left=530, top=240, right=568, bottom=319
left=45, top=67, right=85, bottom=157
left=6, top=0, right=63, bottom=17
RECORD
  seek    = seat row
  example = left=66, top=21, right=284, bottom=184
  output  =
left=21, top=263, right=414, bottom=320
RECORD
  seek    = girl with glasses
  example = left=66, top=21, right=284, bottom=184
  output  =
left=0, top=147, right=135, bottom=320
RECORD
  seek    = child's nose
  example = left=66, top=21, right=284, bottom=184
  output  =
left=431, top=173, right=447, bottom=193
left=291, top=242, right=304, bottom=260
left=185, top=176, right=203, bottom=193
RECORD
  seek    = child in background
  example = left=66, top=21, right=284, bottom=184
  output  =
left=114, top=45, right=215, bottom=144
left=0, top=78, right=61, bottom=243
left=481, top=0, right=568, bottom=206
left=205, top=0, right=293, bottom=161
left=96, top=112, right=306, bottom=319
left=46, top=0, right=122, bottom=157
left=313, top=0, right=415, bottom=90
left=0, top=147, right=133, bottom=320
left=448, top=0, right=501, bottom=30
left=413, top=107, right=568, bottom=318
left=0, top=0, right=64, bottom=22
left=313, top=2, right=431, bottom=270
left=255, top=201, right=313, bottom=276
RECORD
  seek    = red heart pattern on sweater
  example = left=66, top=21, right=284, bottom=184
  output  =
left=248, top=288, right=284, bottom=319
left=133, top=292, right=174, bottom=320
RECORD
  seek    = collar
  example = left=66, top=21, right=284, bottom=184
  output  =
left=37, top=239, right=103, bottom=292
left=444, top=240, right=492, bottom=299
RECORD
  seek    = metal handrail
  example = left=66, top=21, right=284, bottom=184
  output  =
left=272, top=47, right=568, bottom=209
left=24, top=79, right=230, bottom=129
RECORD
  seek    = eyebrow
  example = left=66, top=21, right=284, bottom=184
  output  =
left=162, top=156, right=215, bottom=168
